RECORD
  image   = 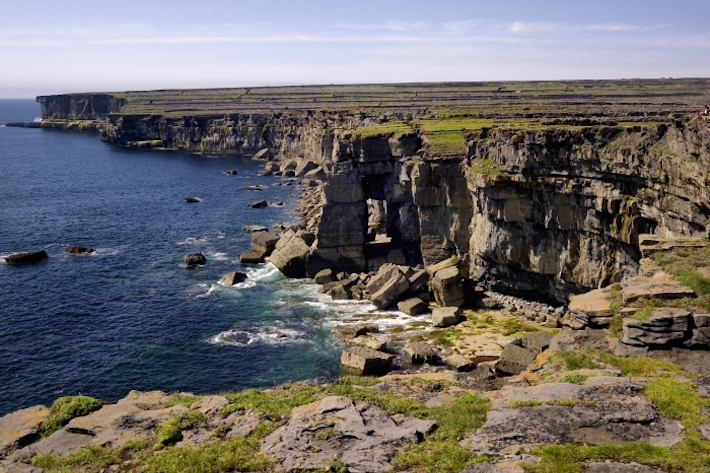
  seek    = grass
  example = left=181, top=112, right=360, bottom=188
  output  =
left=508, top=399, right=596, bottom=408
left=469, top=158, right=501, bottom=176
left=33, top=445, right=120, bottom=471
left=354, top=121, right=413, bottom=138
left=522, top=378, right=710, bottom=472
left=558, top=374, right=591, bottom=385
left=154, top=411, right=207, bottom=450
left=167, top=393, right=202, bottom=407
left=625, top=296, right=665, bottom=321
left=645, top=245, right=710, bottom=312
left=554, top=352, right=597, bottom=371
left=593, top=350, right=689, bottom=378
left=642, top=379, right=710, bottom=428
left=42, top=395, right=103, bottom=436
left=391, top=394, right=492, bottom=473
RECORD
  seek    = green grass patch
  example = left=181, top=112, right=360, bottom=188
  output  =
left=508, top=399, right=595, bottom=408
left=42, top=395, right=103, bottom=436
left=33, top=445, right=120, bottom=471
left=674, top=269, right=710, bottom=296
left=167, top=393, right=202, bottom=407
left=558, top=374, right=591, bottom=385
left=594, top=350, right=689, bottom=378
left=154, top=411, right=206, bottom=450
left=354, top=121, right=413, bottom=138
left=555, top=352, right=597, bottom=371
left=145, top=422, right=275, bottom=473
left=221, top=384, right=318, bottom=420
left=315, top=428, right=335, bottom=441
left=625, top=296, right=665, bottom=321
left=391, top=394, right=492, bottom=473
left=424, top=130, right=467, bottom=155
left=642, top=378, right=710, bottom=428
left=469, top=158, right=501, bottom=176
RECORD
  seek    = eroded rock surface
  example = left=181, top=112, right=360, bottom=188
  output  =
left=260, top=396, right=435, bottom=473
left=462, top=377, right=682, bottom=455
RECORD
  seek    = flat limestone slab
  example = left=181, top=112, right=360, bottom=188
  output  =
left=623, top=272, right=695, bottom=303
left=0, top=405, right=49, bottom=458
left=568, top=288, right=612, bottom=317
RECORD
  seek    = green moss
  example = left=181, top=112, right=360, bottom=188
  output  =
left=221, top=385, right=317, bottom=420
left=154, top=411, right=206, bottom=450
left=558, top=374, right=591, bottom=385
left=42, top=395, right=103, bottom=436
left=625, top=297, right=665, bottom=321
left=673, top=269, right=710, bottom=296
left=315, top=428, right=335, bottom=441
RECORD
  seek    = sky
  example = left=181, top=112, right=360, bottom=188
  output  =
left=1, top=0, right=709, bottom=98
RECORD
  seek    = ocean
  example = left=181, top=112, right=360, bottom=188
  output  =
left=0, top=99, right=409, bottom=415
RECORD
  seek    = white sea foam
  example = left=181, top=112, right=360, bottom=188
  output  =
left=90, top=247, right=120, bottom=256
left=176, top=236, right=208, bottom=245
left=195, top=284, right=216, bottom=298
left=207, top=252, right=229, bottom=261
left=207, top=325, right=308, bottom=347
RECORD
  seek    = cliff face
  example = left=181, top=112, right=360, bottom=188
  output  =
left=36, top=94, right=126, bottom=120
left=297, top=122, right=710, bottom=303
left=31, top=92, right=710, bottom=303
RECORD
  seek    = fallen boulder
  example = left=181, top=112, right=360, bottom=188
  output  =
left=432, top=307, right=461, bottom=328
left=270, top=230, right=310, bottom=278
left=261, top=396, right=435, bottom=472
left=397, top=297, right=428, bottom=316
left=494, top=343, right=536, bottom=375
left=429, top=265, right=464, bottom=307
left=445, top=354, right=476, bottom=372
left=622, top=308, right=690, bottom=346
left=568, top=288, right=614, bottom=327
left=183, top=253, right=206, bottom=266
left=341, top=346, right=393, bottom=375
left=404, top=341, right=439, bottom=365
left=331, top=324, right=379, bottom=343
left=3, top=251, right=48, bottom=266
left=248, top=199, right=268, bottom=208
left=350, top=334, right=387, bottom=351
left=313, top=268, right=334, bottom=284
left=686, top=313, right=710, bottom=348
left=243, top=225, right=268, bottom=233
left=239, top=250, right=265, bottom=264
left=521, top=331, right=554, bottom=355
left=219, top=271, right=248, bottom=286
left=250, top=231, right=280, bottom=255
left=367, top=264, right=410, bottom=309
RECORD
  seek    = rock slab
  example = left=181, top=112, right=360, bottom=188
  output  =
left=341, top=346, right=393, bottom=375
left=3, top=251, right=47, bottom=266
left=261, top=396, right=435, bottom=473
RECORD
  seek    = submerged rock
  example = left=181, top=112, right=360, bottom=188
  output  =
left=184, top=196, right=201, bottom=203
left=248, top=199, right=268, bottom=208
left=66, top=246, right=94, bottom=254
left=3, top=251, right=48, bottom=266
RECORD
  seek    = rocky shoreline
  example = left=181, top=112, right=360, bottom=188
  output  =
left=3, top=83, right=710, bottom=471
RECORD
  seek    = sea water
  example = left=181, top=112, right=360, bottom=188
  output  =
left=0, top=99, right=413, bottom=415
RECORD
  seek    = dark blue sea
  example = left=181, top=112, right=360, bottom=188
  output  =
left=0, top=99, right=397, bottom=415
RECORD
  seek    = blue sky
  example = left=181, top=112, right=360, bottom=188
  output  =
left=2, top=0, right=709, bottom=97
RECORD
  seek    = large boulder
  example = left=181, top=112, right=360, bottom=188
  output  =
left=494, top=343, right=536, bottom=375
left=239, top=250, right=266, bottom=264
left=219, top=271, right=248, bottom=286
left=250, top=231, right=280, bottom=256
left=270, top=230, right=311, bottom=278
left=568, top=288, right=614, bottom=328
left=260, top=396, right=435, bottom=472
left=3, top=251, right=47, bottom=266
left=404, top=341, right=439, bottom=364
left=686, top=313, right=710, bottom=348
left=313, top=268, right=334, bottom=284
left=367, top=264, right=410, bottom=309
left=445, top=354, right=476, bottom=372
left=432, top=307, right=461, bottom=328
left=0, top=405, right=49, bottom=458
left=429, top=265, right=464, bottom=307
left=397, top=297, right=428, bottom=316
left=294, top=160, right=319, bottom=177
left=331, top=324, right=379, bottom=343
left=521, top=331, right=554, bottom=355
left=341, top=346, right=393, bottom=375
left=622, top=308, right=690, bottom=347
left=183, top=253, right=206, bottom=266
left=248, top=199, right=268, bottom=208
